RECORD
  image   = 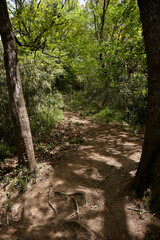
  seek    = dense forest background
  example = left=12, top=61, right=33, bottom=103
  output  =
left=0, top=0, right=147, bottom=161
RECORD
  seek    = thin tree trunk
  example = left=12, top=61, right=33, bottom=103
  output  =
left=100, top=0, right=110, bottom=41
left=0, top=0, right=36, bottom=171
left=135, top=0, right=160, bottom=211
left=97, top=0, right=110, bottom=108
left=98, top=81, right=109, bottom=109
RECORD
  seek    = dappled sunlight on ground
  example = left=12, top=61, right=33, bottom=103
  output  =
left=1, top=111, right=160, bottom=240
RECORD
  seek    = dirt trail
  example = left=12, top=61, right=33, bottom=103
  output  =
left=0, top=111, right=160, bottom=240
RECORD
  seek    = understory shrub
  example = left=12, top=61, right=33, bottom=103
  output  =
left=68, top=71, right=147, bottom=126
left=107, top=72, right=147, bottom=125
left=30, top=93, right=63, bottom=137
left=93, top=108, right=123, bottom=123
left=0, top=52, right=64, bottom=160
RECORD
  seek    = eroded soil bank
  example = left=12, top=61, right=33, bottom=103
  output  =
left=0, top=112, right=160, bottom=240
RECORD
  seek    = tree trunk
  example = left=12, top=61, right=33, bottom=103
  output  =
left=135, top=0, right=160, bottom=211
left=92, top=0, right=110, bottom=109
left=0, top=0, right=36, bottom=171
left=98, top=81, right=109, bottom=109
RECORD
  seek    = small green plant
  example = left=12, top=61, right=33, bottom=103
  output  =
left=56, top=192, right=68, bottom=200
left=6, top=167, right=36, bottom=193
left=4, top=175, right=11, bottom=185
left=75, top=193, right=85, bottom=201
left=151, top=213, right=156, bottom=221
left=0, top=140, right=13, bottom=160
left=70, top=137, right=85, bottom=144
left=142, top=189, right=151, bottom=210
left=38, top=141, right=55, bottom=152
left=47, top=141, right=55, bottom=150
left=6, top=198, right=12, bottom=211
left=13, top=168, right=30, bottom=193
left=139, top=209, right=145, bottom=219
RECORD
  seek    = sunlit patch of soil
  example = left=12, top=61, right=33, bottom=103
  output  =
left=0, top=111, right=160, bottom=240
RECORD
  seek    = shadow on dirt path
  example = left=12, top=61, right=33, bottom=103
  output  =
left=47, top=113, right=142, bottom=240
left=1, top=111, right=160, bottom=240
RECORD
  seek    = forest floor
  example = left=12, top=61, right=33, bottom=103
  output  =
left=1, top=111, right=160, bottom=240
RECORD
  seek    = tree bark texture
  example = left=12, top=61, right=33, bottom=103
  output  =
left=135, top=0, right=160, bottom=211
left=98, top=81, right=109, bottom=109
left=0, top=0, right=36, bottom=171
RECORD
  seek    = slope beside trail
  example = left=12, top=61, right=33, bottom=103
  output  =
left=1, top=111, right=160, bottom=240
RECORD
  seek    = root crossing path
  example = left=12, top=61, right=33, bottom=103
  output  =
left=1, top=112, right=159, bottom=240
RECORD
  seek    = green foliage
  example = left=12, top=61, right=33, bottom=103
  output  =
left=0, top=45, right=14, bottom=145
left=71, top=0, right=147, bottom=126
left=0, top=49, right=64, bottom=160
left=107, top=72, right=147, bottom=125
left=1, top=0, right=148, bottom=162
left=30, top=93, right=63, bottom=136
left=13, top=167, right=31, bottom=193
left=66, top=91, right=98, bottom=116
left=70, top=137, right=85, bottom=144
left=9, top=0, right=79, bottom=51
left=93, top=108, right=122, bottom=123
left=19, top=56, right=64, bottom=136
left=4, top=167, right=37, bottom=197
left=0, top=140, right=15, bottom=161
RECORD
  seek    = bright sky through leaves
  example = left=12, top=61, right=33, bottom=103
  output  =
left=79, top=0, right=85, bottom=5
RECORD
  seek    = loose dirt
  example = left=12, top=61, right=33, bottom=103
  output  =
left=0, top=111, right=160, bottom=240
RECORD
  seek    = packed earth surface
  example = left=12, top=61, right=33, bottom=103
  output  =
left=0, top=111, right=160, bottom=240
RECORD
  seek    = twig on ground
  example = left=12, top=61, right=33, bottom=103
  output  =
left=127, top=207, right=149, bottom=213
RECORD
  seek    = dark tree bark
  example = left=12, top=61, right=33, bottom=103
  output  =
left=135, top=0, right=160, bottom=211
left=0, top=0, right=36, bottom=171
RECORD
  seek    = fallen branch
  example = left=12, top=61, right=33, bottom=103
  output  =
left=127, top=207, right=149, bottom=213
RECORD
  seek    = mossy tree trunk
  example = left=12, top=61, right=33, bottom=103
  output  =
left=0, top=0, right=36, bottom=171
left=135, top=0, right=160, bottom=211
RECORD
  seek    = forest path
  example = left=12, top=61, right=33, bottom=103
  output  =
left=1, top=111, right=159, bottom=240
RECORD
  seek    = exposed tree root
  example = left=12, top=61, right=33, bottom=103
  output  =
left=23, top=196, right=29, bottom=224
left=71, top=196, right=80, bottom=220
left=48, top=189, right=57, bottom=217
left=64, top=219, right=92, bottom=236
left=55, top=191, right=87, bottom=204
left=64, top=219, right=104, bottom=240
